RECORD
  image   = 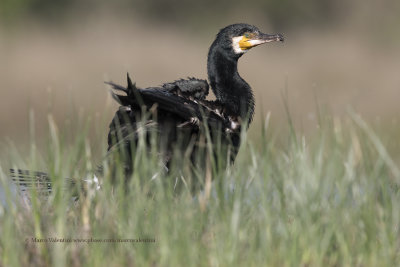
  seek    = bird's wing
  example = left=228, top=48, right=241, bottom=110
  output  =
left=105, top=74, right=235, bottom=173
left=106, top=73, right=230, bottom=132
left=162, top=78, right=209, bottom=100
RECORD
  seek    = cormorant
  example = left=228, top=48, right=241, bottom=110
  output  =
left=106, top=23, right=284, bottom=177
left=9, top=23, right=284, bottom=195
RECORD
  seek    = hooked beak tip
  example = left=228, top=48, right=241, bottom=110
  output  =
left=278, top=34, right=284, bottom=42
left=259, top=33, right=285, bottom=44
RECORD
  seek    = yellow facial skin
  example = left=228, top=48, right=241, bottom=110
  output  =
left=238, top=33, right=256, bottom=50
left=234, top=32, right=283, bottom=54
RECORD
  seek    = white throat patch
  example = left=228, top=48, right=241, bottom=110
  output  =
left=232, top=36, right=247, bottom=54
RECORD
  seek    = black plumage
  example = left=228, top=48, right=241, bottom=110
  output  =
left=9, top=24, right=283, bottom=195
left=162, top=78, right=209, bottom=100
left=106, top=23, right=284, bottom=177
left=106, top=75, right=234, bottom=177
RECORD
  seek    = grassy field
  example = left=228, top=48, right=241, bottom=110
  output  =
left=1, top=2, right=400, bottom=265
left=1, top=106, right=399, bottom=266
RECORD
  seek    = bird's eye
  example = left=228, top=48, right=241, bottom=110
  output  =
left=244, top=32, right=255, bottom=39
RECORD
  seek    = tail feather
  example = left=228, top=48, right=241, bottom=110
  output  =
left=106, top=73, right=144, bottom=106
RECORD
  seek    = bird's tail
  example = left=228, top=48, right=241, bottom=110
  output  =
left=105, top=73, right=144, bottom=106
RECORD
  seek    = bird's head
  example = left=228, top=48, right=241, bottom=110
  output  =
left=215, top=23, right=284, bottom=57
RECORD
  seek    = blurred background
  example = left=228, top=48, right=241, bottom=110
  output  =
left=1, top=0, right=400, bottom=147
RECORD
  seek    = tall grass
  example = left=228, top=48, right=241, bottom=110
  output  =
left=1, top=107, right=400, bottom=266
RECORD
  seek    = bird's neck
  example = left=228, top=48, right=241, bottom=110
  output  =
left=207, top=47, right=255, bottom=123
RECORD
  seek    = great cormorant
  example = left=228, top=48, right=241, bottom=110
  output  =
left=106, top=23, right=284, bottom=177
left=9, top=23, right=283, bottom=195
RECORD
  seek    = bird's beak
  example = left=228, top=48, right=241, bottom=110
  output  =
left=239, top=33, right=284, bottom=50
left=258, top=33, right=284, bottom=43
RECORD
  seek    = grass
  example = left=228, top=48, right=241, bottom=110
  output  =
left=1, top=107, right=400, bottom=266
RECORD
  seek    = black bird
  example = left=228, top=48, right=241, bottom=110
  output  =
left=106, top=23, right=284, bottom=177
left=9, top=23, right=283, bottom=195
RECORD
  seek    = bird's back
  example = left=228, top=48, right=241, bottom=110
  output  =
left=106, top=74, right=240, bottom=179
